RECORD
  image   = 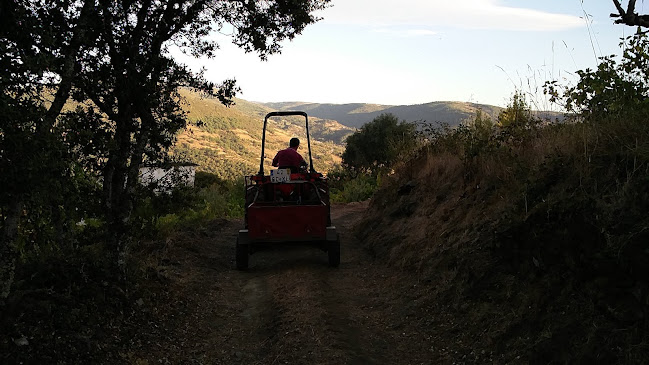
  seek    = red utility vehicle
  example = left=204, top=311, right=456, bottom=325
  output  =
left=236, top=111, right=340, bottom=270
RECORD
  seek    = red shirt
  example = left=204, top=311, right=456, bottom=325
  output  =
left=272, top=147, right=305, bottom=169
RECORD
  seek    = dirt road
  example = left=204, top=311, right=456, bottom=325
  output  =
left=130, top=202, right=443, bottom=364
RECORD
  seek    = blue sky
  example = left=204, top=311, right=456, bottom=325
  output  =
left=172, top=1, right=640, bottom=109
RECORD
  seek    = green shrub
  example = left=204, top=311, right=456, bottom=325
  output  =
left=330, top=173, right=378, bottom=203
left=342, top=113, right=418, bottom=175
left=132, top=173, right=244, bottom=237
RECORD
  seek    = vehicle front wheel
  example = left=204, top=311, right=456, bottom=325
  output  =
left=236, top=240, right=249, bottom=270
left=327, top=236, right=340, bottom=267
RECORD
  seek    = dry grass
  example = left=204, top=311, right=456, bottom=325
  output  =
left=356, top=116, right=649, bottom=363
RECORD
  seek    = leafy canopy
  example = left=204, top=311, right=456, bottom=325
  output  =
left=342, top=113, right=417, bottom=174
left=545, top=30, right=649, bottom=121
left=0, top=0, right=331, bottom=285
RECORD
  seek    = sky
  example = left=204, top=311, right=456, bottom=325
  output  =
left=171, top=0, right=641, bottom=109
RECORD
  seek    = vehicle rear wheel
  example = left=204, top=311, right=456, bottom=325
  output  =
left=327, top=236, right=340, bottom=267
left=236, top=239, right=249, bottom=270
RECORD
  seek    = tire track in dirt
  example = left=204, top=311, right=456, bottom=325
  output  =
left=133, top=202, right=438, bottom=364
left=234, top=202, right=398, bottom=364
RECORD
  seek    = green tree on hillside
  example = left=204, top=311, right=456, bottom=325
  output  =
left=497, top=92, right=534, bottom=128
left=342, top=113, right=417, bottom=174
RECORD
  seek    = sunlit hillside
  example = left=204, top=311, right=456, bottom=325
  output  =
left=173, top=89, right=559, bottom=179
left=174, top=89, right=352, bottom=179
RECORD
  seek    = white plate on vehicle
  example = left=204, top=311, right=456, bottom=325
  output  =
left=270, top=168, right=291, bottom=183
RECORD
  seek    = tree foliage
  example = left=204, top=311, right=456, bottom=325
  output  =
left=1, top=0, right=330, bottom=296
left=342, top=113, right=417, bottom=174
left=497, top=92, right=534, bottom=128
left=545, top=30, right=649, bottom=121
left=0, top=0, right=93, bottom=299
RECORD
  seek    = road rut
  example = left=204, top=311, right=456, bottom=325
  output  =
left=134, top=202, right=437, bottom=364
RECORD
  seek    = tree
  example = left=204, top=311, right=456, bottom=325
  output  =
left=545, top=31, right=649, bottom=120
left=611, top=0, right=649, bottom=27
left=497, top=92, right=534, bottom=128
left=79, top=0, right=330, bottom=272
left=342, top=113, right=417, bottom=174
left=0, top=0, right=96, bottom=300
left=1, top=0, right=330, bottom=295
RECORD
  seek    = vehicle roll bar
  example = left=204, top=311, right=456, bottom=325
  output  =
left=258, top=111, right=315, bottom=175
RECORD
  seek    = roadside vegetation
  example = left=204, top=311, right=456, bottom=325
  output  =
left=329, top=113, right=420, bottom=202
left=356, top=30, right=649, bottom=362
left=133, top=172, right=244, bottom=237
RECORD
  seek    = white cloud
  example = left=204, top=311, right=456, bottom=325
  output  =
left=373, top=28, right=439, bottom=37
left=320, top=0, right=584, bottom=31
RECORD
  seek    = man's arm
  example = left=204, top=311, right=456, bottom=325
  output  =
left=298, top=153, right=308, bottom=169
left=272, top=152, right=280, bottom=167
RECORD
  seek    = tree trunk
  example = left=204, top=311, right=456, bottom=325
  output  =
left=105, top=147, right=130, bottom=279
left=102, top=92, right=138, bottom=279
left=0, top=198, right=23, bottom=302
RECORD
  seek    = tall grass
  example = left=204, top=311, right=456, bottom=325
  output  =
left=355, top=81, right=649, bottom=361
left=132, top=172, right=244, bottom=237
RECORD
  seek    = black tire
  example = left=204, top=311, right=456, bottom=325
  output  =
left=328, top=236, right=340, bottom=267
left=236, top=240, right=249, bottom=270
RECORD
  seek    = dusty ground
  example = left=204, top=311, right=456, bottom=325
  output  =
left=122, top=201, right=447, bottom=365
left=3, top=201, right=503, bottom=364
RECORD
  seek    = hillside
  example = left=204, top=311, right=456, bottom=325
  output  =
left=173, top=91, right=564, bottom=179
left=264, top=101, right=564, bottom=129
left=354, top=115, right=649, bottom=362
left=173, top=89, right=354, bottom=179
left=262, top=101, right=503, bottom=128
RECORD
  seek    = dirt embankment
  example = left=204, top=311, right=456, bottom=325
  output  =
left=3, top=202, right=470, bottom=364
left=356, top=151, right=649, bottom=364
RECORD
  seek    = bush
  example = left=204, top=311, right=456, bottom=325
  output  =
left=330, top=174, right=378, bottom=203
left=132, top=172, right=244, bottom=237
left=326, top=163, right=378, bottom=203
left=342, top=113, right=418, bottom=175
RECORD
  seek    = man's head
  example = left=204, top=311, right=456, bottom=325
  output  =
left=289, top=137, right=300, bottom=149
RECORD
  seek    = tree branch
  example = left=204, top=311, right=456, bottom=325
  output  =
left=42, top=0, right=94, bottom=131
left=611, top=0, right=649, bottom=27
left=612, top=0, right=626, bottom=15
left=628, top=0, right=637, bottom=15
left=87, top=91, right=117, bottom=121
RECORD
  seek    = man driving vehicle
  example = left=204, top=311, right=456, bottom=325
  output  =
left=272, top=137, right=308, bottom=173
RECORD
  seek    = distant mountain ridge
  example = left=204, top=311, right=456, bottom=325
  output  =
left=261, top=101, right=563, bottom=129
left=261, top=101, right=502, bottom=129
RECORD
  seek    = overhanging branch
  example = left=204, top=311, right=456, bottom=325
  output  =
left=611, top=0, right=649, bottom=27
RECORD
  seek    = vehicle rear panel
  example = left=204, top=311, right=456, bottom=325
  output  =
left=247, top=205, right=328, bottom=242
